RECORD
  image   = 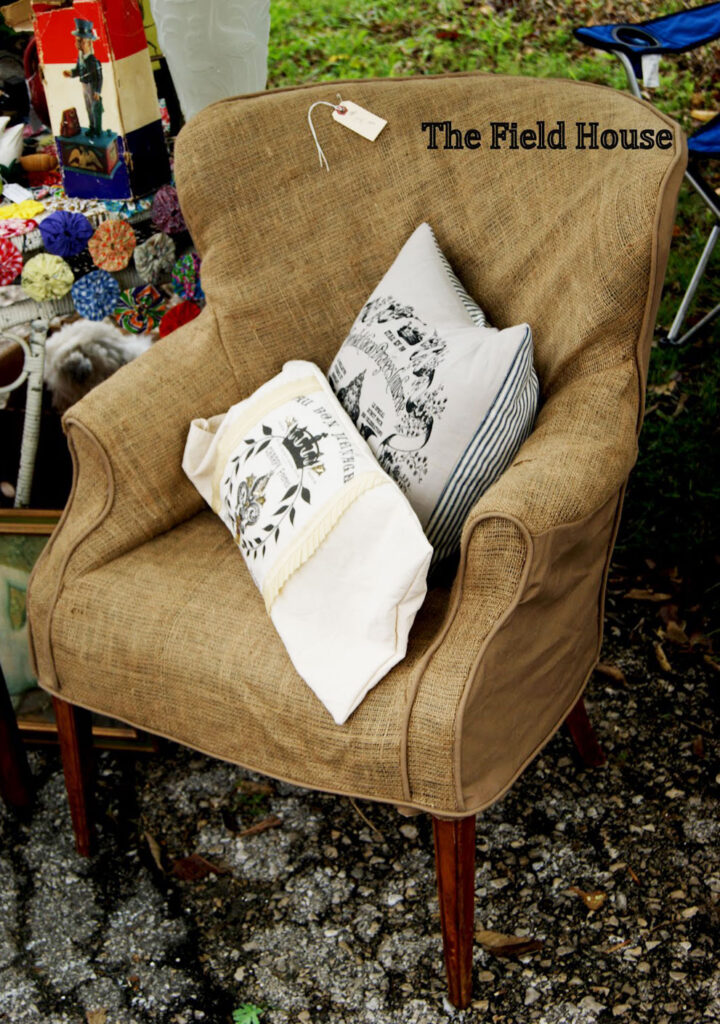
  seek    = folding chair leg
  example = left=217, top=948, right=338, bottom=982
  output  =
left=0, top=663, right=33, bottom=810
left=53, top=697, right=95, bottom=856
left=666, top=223, right=720, bottom=345
left=432, top=814, right=476, bottom=1009
left=565, top=696, right=606, bottom=768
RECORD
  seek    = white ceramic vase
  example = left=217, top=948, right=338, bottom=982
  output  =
left=148, top=0, right=271, bottom=121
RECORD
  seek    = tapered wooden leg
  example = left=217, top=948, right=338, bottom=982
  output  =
left=53, top=697, right=94, bottom=856
left=0, top=663, right=33, bottom=810
left=432, top=814, right=476, bottom=1009
left=565, top=697, right=606, bottom=768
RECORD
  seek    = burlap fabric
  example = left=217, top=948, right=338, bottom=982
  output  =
left=27, top=73, right=686, bottom=815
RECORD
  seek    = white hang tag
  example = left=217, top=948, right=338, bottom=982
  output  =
left=641, top=54, right=660, bottom=89
left=332, top=100, right=387, bottom=141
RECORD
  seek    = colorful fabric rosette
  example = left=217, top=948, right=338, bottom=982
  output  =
left=151, top=185, right=186, bottom=234
left=21, top=253, right=74, bottom=301
left=88, top=219, right=137, bottom=272
left=158, top=299, right=201, bottom=338
left=39, top=210, right=94, bottom=258
left=134, top=231, right=175, bottom=284
left=0, top=218, right=38, bottom=239
left=67, top=249, right=95, bottom=279
left=0, top=238, right=23, bottom=286
left=72, top=269, right=121, bottom=321
left=0, top=199, right=45, bottom=221
left=112, top=283, right=167, bottom=333
left=171, top=252, right=203, bottom=302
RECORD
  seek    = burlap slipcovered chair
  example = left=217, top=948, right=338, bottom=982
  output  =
left=27, top=72, right=686, bottom=1008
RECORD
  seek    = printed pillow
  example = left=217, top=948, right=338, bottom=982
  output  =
left=328, top=222, right=539, bottom=564
left=182, top=360, right=432, bottom=725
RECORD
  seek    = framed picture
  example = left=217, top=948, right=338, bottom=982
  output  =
left=0, top=508, right=157, bottom=752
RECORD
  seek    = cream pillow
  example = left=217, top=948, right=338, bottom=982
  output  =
left=182, top=360, right=432, bottom=724
left=328, top=222, right=539, bottom=564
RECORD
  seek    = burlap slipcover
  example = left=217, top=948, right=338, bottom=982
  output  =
left=27, top=73, right=686, bottom=815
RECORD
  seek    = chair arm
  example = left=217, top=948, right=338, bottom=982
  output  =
left=32, top=308, right=244, bottom=588
left=404, top=364, right=639, bottom=812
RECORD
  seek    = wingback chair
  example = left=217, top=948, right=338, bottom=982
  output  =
left=26, top=72, right=685, bottom=1009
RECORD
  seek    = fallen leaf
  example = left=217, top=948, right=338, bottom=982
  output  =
left=603, top=939, right=632, bottom=954
left=235, top=780, right=274, bottom=796
left=171, top=853, right=231, bottom=881
left=595, top=662, right=627, bottom=684
left=690, top=108, right=718, bottom=122
left=237, top=814, right=283, bottom=838
left=658, top=603, right=680, bottom=626
left=671, top=393, right=688, bottom=419
left=86, top=1012, right=107, bottom=1024
left=692, top=735, right=705, bottom=759
left=624, top=589, right=672, bottom=602
left=689, top=632, right=712, bottom=649
left=664, top=620, right=689, bottom=645
left=627, top=865, right=641, bottom=886
left=654, top=642, right=672, bottom=672
left=568, top=886, right=607, bottom=911
left=648, top=379, right=677, bottom=396
left=144, top=832, right=164, bottom=873
left=475, top=928, right=544, bottom=957
left=703, top=655, right=720, bottom=673
left=435, top=28, right=460, bottom=40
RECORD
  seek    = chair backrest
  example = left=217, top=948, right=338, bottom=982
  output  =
left=174, top=73, right=685, bottom=424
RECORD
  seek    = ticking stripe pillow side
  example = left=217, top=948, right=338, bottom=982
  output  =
left=426, top=327, right=538, bottom=563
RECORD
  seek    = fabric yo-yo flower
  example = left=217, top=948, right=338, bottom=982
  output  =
left=151, top=185, right=186, bottom=234
left=171, top=252, right=203, bottom=302
left=39, top=209, right=94, bottom=258
left=67, top=248, right=95, bottom=279
left=88, top=219, right=137, bottom=272
left=0, top=238, right=23, bottom=286
left=0, top=198, right=45, bottom=220
left=21, top=253, right=74, bottom=301
left=134, top=231, right=175, bottom=284
left=72, top=269, right=121, bottom=321
left=113, top=283, right=167, bottom=333
left=158, top=299, right=201, bottom=338
left=0, top=217, right=39, bottom=239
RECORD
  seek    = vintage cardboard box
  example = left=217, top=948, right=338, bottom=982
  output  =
left=32, top=0, right=170, bottom=199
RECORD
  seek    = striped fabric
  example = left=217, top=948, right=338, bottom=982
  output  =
left=430, top=232, right=488, bottom=328
left=426, top=327, right=538, bottom=562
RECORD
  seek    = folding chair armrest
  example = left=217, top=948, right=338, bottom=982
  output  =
left=575, top=3, right=720, bottom=58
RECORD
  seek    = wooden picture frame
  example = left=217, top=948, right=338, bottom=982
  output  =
left=0, top=508, right=157, bottom=752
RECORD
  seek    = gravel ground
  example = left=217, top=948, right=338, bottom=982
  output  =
left=1, top=577, right=718, bottom=1024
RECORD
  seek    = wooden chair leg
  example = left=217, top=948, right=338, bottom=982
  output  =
left=565, top=696, right=606, bottom=768
left=432, top=814, right=476, bottom=1009
left=52, top=697, right=94, bottom=856
left=0, top=663, right=33, bottom=810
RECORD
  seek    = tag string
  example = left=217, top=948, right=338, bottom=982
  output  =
left=307, top=96, right=346, bottom=172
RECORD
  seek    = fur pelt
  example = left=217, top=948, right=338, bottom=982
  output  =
left=43, top=319, right=153, bottom=412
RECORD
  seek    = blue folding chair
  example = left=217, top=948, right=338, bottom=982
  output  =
left=575, top=2, right=720, bottom=345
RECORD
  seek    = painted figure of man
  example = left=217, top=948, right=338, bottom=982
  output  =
left=63, top=18, right=103, bottom=136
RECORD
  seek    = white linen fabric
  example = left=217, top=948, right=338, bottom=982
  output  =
left=328, top=222, right=539, bottom=564
left=182, top=360, right=432, bottom=724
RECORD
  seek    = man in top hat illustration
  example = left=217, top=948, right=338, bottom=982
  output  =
left=63, top=18, right=103, bottom=137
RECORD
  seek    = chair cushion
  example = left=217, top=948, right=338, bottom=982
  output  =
left=182, top=360, right=432, bottom=724
left=328, top=223, right=539, bottom=563
left=48, top=510, right=451, bottom=803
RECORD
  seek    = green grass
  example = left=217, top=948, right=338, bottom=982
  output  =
left=268, top=0, right=720, bottom=591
